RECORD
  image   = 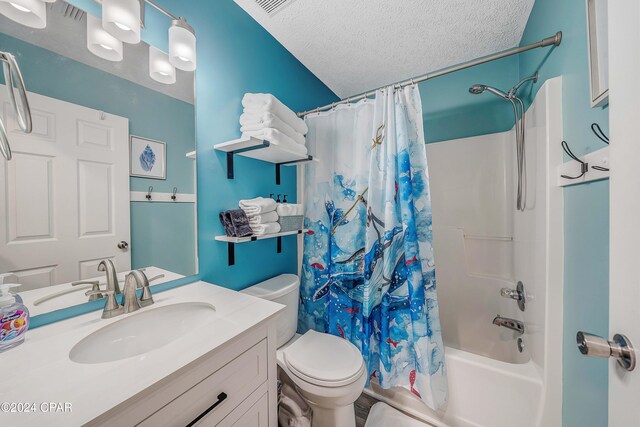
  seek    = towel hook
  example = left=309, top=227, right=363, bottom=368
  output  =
left=171, top=187, right=178, bottom=201
left=591, top=123, right=609, bottom=145
left=560, top=141, right=588, bottom=179
left=146, top=186, right=153, bottom=201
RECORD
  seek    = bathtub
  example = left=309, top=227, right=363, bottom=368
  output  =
left=364, top=78, right=565, bottom=427
left=366, top=346, right=543, bottom=427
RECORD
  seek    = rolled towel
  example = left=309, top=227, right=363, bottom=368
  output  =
left=276, top=203, right=304, bottom=217
left=278, top=383, right=312, bottom=427
left=248, top=210, right=279, bottom=225
left=242, top=93, right=308, bottom=135
left=225, top=209, right=253, bottom=237
left=239, top=196, right=277, bottom=216
left=240, top=112, right=306, bottom=144
left=251, top=222, right=281, bottom=236
left=242, top=128, right=308, bottom=156
left=219, top=212, right=235, bottom=236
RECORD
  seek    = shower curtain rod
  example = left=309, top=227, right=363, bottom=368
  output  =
left=297, top=31, right=562, bottom=117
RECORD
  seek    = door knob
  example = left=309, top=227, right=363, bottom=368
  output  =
left=576, top=332, right=636, bottom=371
left=117, top=241, right=129, bottom=250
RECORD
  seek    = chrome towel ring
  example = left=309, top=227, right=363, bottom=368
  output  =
left=0, top=51, right=33, bottom=160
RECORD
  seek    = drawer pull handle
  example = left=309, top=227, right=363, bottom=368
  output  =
left=186, top=392, right=228, bottom=427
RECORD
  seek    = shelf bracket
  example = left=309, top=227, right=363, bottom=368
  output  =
left=277, top=236, right=282, bottom=253
left=227, top=242, right=235, bottom=266
left=224, top=141, right=271, bottom=180
left=275, top=155, right=313, bottom=185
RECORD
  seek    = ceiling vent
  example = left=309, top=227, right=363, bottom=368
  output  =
left=49, top=1, right=86, bottom=21
left=255, top=0, right=296, bottom=16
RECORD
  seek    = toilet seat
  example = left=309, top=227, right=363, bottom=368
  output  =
left=283, top=330, right=365, bottom=388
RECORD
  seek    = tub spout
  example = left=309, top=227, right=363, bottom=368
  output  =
left=493, top=315, right=525, bottom=335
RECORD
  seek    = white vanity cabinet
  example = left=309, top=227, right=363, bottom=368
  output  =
left=88, top=321, right=278, bottom=427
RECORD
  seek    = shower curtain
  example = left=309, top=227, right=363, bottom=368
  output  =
left=299, top=85, right=447, bottom=409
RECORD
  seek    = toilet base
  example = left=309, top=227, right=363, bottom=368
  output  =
left=307, top=400, right=356, bottom=427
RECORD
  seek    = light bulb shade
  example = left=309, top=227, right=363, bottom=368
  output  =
left=149, top=46, right=176, bottom=85
left=102, top=0, right=141, bottom=44
left=87, top=14, right=123, bottom=62
left=169, top=18, right=196, bottom=71
left=0, top=0, right=47, bottom=29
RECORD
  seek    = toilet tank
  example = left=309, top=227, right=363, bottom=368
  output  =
left=241, top=274, right=299, bottom=347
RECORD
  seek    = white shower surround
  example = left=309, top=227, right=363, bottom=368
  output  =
left=363, top=77, right=565, bottom=427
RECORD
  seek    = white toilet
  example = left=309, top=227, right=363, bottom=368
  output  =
left=242, top=274, right=367, bottom=427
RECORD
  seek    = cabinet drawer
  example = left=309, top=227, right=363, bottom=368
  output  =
left=196, top=383, right=269, bottom=427
left=139, top=339, right=268, bottom=427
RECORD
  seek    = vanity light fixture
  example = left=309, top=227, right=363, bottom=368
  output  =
left=168, top=17, right=196, bottom=71
left=0, top=0, right=55, bottom=29
left=87, top=14, right=124, bottom=62
left=102, top=0, right=143, bottom=44
left=149, top=46, right=176, bottom=84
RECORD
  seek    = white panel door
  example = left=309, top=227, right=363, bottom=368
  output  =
left=608, top=0, right=640, bottom=425
left=0, top=87, right=130, bottom=291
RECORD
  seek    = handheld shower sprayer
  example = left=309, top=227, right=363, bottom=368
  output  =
left=468, top=74, right=538, bottom=211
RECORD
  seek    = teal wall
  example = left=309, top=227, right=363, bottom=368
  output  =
left=519, top=1, right=610, bottom=426
left=419, top=56, right=520, bottom=144
left=154, top=0, right=338, bottom=290
left=0, top=33, right=197, bottom=276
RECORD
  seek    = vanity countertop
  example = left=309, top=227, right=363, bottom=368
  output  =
left=0, top=281, right=284, bottom=427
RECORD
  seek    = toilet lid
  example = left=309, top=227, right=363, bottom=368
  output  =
left=283, top=330, right=365, bottom=387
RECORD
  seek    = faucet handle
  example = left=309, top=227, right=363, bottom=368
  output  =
left=86, top=290, right=123, bottom=319
left=72, top=280, right=100, bottom=287
left=137, top=271, right=155, bottom=307
left=147, top=273, right=165, bottom=283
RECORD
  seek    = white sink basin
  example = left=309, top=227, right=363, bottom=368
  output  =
left=69, top=302, right=216, bottom=364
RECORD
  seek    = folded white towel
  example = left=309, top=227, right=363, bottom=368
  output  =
left=276, top=203, right=303, bottom=217
left=240, top=112, right=306, bottom=144
left=251, top=222, right=281, bottom=235
left=248, top=211, right=279, bottom=225
left=239, top=197, right=277, bottom=216
left=242, top=128, right=308, bottom=156
left=242, top=93, right=308, bottom=135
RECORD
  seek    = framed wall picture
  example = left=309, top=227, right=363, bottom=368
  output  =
left=130, top=136, right=167, bottom=180
left=586, top=0, right=609, bottom=108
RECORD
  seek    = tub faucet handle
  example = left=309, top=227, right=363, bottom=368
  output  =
left=500, top=281, right=526, bottom=311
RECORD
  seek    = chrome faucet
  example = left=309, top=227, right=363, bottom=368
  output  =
left=98, top=259, right=121, bottom=295
left=87, top=269, right=156, bottom=319
left=122, top=271, right=144, bottom=314
left=493, top=315, right=525, bottom=335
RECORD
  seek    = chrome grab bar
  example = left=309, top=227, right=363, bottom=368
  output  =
left=0, top=51, right=33, bottom=161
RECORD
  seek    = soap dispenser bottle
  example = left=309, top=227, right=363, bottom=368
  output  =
left=0, top=284, right=29, bottom=352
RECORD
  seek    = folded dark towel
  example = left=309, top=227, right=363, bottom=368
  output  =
left=226, top=209, right=253, bottom=237
left=219, top=212, right=235, bottom=237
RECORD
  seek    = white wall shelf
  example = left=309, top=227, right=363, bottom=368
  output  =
left=215, top=229, right=307, bottom=265
left=213, top=137, right=312, bottom=184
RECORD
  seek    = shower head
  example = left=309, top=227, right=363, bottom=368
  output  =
left=469, top=84, right=486, bottom=94
left=468, top=84, right=510, bottom=100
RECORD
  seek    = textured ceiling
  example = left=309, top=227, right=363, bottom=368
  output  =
left=233, top=0, right=535, bottom=98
